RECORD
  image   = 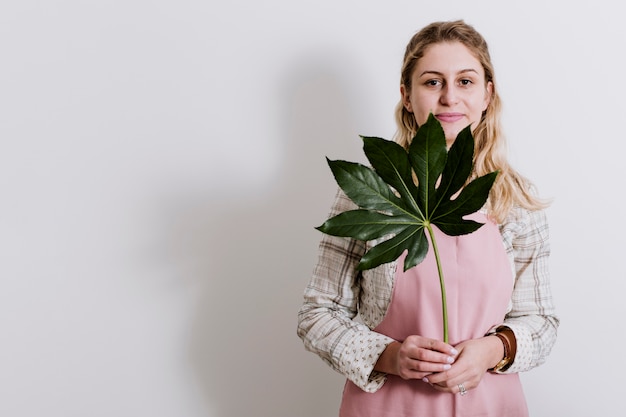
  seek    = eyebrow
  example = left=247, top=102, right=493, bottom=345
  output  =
left=418, top=69, right=480, bottom=77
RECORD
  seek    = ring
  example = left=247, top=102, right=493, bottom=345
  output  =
left=458, top=383, right=467, bottom=396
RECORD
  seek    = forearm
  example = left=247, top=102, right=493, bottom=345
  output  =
left=298, top=188, right=397, bottom=391
left=373, top=341, right=401, bottom=375
left=498, top=206, right=559, bottom=373
left=298, top=302, right=394, bottom=391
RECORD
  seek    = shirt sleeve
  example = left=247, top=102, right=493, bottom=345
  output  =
left=297, top=189, right=395, bottom=392
left=495, top=207, right=560, bottom=374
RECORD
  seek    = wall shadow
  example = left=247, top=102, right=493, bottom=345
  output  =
left=185, top=52, right=364, bottom=416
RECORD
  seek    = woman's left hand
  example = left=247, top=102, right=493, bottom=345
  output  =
left=422, top=335, right=503, bottom=395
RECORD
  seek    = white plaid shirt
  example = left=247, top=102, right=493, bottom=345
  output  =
left=297, top=188, right=559, bottom=392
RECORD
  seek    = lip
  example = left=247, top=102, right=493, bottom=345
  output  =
left=435, top=113, right=464, bottom=123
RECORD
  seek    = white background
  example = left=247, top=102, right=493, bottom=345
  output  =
left=1, top=1, right=622, bottom=416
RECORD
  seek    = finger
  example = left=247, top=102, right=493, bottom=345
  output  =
left=430, top=380, right=470, bottom=395
left=408, top=336, right=458, bottom=356
left=404, top=347, right=456, bottom=369
left=456, top=382, right=469, bottom=396
left=396, top=358, right=451, bottom=380
left=408, top=357, right=452, bottom=373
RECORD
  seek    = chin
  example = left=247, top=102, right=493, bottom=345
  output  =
left=444, top=130, right=461, bottom=143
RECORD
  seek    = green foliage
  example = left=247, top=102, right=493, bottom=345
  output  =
left=316, top=114, right=498, bottom=342
left=317, top=113, right=498, bottom=272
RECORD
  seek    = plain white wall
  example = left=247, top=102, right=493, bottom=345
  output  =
left=1, top=1, right=623, bottom=416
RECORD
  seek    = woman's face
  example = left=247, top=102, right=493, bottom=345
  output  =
left=402, top=41, right=493, bottom=145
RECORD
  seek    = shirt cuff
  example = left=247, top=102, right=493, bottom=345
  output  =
left=338, top=330, right=395, bottom=393
left=491, top=323, right=533, bottom=374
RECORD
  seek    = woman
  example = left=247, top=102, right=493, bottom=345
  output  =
left=297, top=20, right=559, bottom=416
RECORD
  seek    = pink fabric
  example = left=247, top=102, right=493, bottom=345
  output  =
left=339, top=213, right=528, bottom=417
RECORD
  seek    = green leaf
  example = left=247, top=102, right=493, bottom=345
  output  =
left=326, top=159, right=406, bottom=213
left=316, top=113, right=499, bottom=343
left=318, top=114, right=497, bottom=271
left=316, top=210, right=416, bottom=241
left=431, top=216, right=484, bottom=236
left=434, top=171, right=498, bottom=223
left=409, top=113, right=447, bottom=216
left=361, top=136, right=423, bottom=218
left=403, top=230, right=429, bottom=271
left=435, top=124, right=474, bottom=205
left=358, top=226, right=425, bottom=271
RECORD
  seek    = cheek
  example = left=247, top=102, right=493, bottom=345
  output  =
left=413, top=112, right=429, bottom=127
left=480, top=96, right=489, bottom=113
left=409, top=95, right=432, bottom=125
left=413, top=103, right=430, bottom=126
left=471, top=96, right=489, bottom=118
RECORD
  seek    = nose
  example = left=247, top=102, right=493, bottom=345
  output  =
left=440, top=84, right=459, bottom=106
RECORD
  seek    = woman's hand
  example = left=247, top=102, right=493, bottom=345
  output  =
left=374, top=335, right=458, bottom=380
left=424, top=335, right=503, bottom=394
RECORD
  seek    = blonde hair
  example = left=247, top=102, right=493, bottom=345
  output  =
left=394, top=20, right=548, bottom=223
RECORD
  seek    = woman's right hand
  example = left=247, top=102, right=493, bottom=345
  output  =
left=374, top=336, right=458, bottom=380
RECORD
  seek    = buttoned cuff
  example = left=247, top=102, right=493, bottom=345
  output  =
left=338, top=330, right=395, bottom=393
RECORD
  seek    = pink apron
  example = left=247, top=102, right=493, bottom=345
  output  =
left=339, top=213, right=528, bottom=417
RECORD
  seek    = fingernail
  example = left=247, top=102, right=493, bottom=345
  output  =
left=447, top=356, right=454, bottom=363
left=422, top=377, right=429, bottom=383
left=450, top=348, right=458, bottom=355
left=443, top=364, right=451, bottom=370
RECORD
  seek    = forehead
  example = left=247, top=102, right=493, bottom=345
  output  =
left=415, top=42, right=484, bottom=75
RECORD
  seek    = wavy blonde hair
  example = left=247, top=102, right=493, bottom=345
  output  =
left=394, top=20, right=548, bottom=223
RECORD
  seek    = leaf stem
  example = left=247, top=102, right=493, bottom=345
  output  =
left=426, top=223, right=448, bottom=343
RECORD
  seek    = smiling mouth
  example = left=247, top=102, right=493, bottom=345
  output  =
left=435, top=113, right=464, bottom=123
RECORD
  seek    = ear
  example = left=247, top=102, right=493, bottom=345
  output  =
left=400, top=84, right=412, bottom=112
left=483, top=81, right=493, bottom=111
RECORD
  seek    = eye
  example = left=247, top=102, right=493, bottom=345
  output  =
left=425, top=79, right=441, bottom=87
left=459, top=79, right=473, bottom=86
